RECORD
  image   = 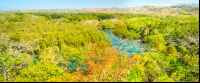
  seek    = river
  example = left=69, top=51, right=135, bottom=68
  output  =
left=33, top=29, right=145, bottom=70
left=101, top=29, right=145, bottom=57
left=68, top=29, right=145, bottom=70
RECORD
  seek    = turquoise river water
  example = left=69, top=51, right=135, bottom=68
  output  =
left=102, top=29, right=145, bottom=56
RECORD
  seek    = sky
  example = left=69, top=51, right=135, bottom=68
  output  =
left=0, top=0, right=199, bottom=10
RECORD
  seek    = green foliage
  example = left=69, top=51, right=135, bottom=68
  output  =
left=12, top=60, right=67, bottom=82
left=126, top=69, right=139, bottom=82
left=178, top=46, right=189, bottom=55
left=0, top=12, right=199, bottom=82
left=178, top=12, right=187, bottom=15
left=99, top=21, right=107, bottom=29
left=0, top=52, right=33, bottom=82
left=144, top=35, right=166, bottom=51
left=167, top=45, right=177, bottom=55
left=171, top=11, right=176, bottom=14
left=60, top=43, right=87, bottom=63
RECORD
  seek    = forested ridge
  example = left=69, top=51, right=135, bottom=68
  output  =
left=0, top=12, right=199, bottom=82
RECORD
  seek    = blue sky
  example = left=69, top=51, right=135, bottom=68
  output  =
left=0, top=0, right=199, bottom=10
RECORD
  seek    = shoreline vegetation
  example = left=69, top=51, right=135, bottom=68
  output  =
left=0, top=7, right=199, bottom=82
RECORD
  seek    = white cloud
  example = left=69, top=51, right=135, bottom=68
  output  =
left=173, top=0, right=193, bottom=3
left=162, top=4, right=174, bottom=6
left=153, top=4, right=159, bottom=6
left=173, top=0, right=184, bottom=2
left=71, top=6, right=73, bottom=8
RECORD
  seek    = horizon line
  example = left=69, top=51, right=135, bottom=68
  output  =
left=0, top=4, right=199, bottom=11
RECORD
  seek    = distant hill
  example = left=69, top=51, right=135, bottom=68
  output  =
left=0, top=5, right=199, bottom=16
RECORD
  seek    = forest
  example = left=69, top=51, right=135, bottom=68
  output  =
left=0, top=12, right=199, bottom=82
